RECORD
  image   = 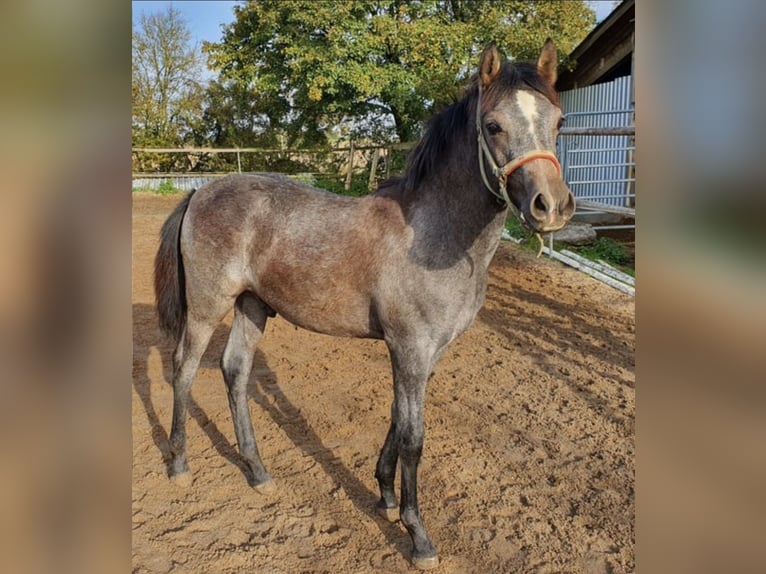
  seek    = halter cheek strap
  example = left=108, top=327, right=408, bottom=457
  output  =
left=475, top=85, right=562, bottom=218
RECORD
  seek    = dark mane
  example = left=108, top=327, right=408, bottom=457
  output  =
left=381, top=60, right=558, bottom=195
left=401, top=96, right=471, bottom=193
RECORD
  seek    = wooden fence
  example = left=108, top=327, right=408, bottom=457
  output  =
left=132, top=142, right=415, bottom=192
left=133, top=126, right=635, bottom=222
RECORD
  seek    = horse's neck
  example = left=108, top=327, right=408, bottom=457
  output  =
left=408, top=161, right=508, bottom=268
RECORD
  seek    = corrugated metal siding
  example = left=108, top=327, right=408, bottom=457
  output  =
left=131, top=176, right=220, bottom=192
left=131, top=173, right=319, bottom=193
left=558, top=76, right=635, bottom=208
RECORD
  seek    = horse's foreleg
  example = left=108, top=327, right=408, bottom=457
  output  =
left=375, top=407, right=399, bottom=520
left=221, top=293, right=274, bottom=492
left=387, top=341, right=440, bottom=570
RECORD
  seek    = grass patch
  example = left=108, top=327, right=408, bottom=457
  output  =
left=504, top=215, right=552, bottom=254
left=573, top=237, right=634, bottom=277
left=504, top=215, right=526, bottom=240
left=156, top=179, right=179, bottom=195
left=132, top=178, right=182, bottom=194
left=505, top=215, right=634, bottom=276
left=576, top=237, right=630, bottom=266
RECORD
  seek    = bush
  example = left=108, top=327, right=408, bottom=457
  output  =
left=156, top=179, right=178, bottom=195
left=288, top=173, right=317, bottom=187
left=314, top=175, right=370, bottom=197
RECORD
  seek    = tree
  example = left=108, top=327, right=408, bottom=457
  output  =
left=132, top=6, right=205, bottom=169
left=204, top=0, right=595, bottom=144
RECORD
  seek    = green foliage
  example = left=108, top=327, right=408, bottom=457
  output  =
left=314, top=175, right=371, bottom=197
left=132, top=6, right=205, bottom=171
left=288, top=173, right=317, bottom=187
left=504, top=214, right=527, bottom=240
left=575, top=237, right=633, bottom=274
left=156, top=179, right=179, bottom=195
left=387, top=147, right=410, bottom=176
left=505, top=217, right=634, bottom=275
left=204, top=1, right=596, bottom=146
left=504, top=214, right=546, bottom=254
left=199, top=78, right=282, bottom=151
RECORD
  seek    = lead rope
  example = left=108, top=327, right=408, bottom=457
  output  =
left=475, top=85, right=545, bottom=256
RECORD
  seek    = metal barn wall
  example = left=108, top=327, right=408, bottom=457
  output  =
left=131, top=176, right=217, bottom=192
left=558, top=76, right=635, bottom=209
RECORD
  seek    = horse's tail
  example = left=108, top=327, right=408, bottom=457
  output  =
left=154, top=190, right=196, bottom=342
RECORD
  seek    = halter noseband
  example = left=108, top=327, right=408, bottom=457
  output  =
left=476, top=84, right=562, bottom=219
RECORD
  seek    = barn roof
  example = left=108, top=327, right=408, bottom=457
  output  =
left=557, top=0, right=635, bottom=91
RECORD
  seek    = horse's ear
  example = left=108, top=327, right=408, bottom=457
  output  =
left=537, top=38, right=558, bottom=86
left=479, top=44, right=502, bottom=87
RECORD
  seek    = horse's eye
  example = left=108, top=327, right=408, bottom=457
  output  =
left=486, top=121, right=502, bottom=135
left=557, top=117, right=566, bottom=130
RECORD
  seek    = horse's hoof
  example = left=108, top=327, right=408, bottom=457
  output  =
left=170, top=472, right=192, bottom=488
left=254, top=478, right=276, bottom=494
left=377, top=505, right=399, bottom=522
left=412, top=555, right=439, bottom=570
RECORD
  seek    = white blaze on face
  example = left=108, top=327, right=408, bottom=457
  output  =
left=515, top=90, right=539, bottom=145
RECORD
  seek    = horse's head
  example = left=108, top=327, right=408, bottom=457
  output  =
left=476, top=40, right=575, bottom=233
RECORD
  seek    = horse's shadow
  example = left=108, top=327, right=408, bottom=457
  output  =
left=478, top=260, right=635, bottom=430
left=132, top=303, right=409, bottom=557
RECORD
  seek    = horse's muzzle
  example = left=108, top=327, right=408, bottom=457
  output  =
left=527, top=182, right=576, bottom=233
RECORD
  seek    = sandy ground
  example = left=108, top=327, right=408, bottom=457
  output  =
left=132, top=193, right=635, bottom=573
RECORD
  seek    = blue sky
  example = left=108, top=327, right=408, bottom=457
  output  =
left=132, top=1, right=617, bottom=48
left=132, top=1, right=238, bottom=47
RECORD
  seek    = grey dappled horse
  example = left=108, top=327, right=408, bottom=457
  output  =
left=154, top=41, right=574, bottom=569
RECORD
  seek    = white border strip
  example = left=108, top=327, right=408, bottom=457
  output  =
left=560, top=249, right=635, bottom=286
left=541, top=247, right=635, bottom=296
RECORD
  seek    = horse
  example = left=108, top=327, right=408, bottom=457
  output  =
left=154, top=40, right=574, bottom=569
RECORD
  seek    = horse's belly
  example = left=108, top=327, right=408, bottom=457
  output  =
left=250, top=223, right=387, bottom=338
left=266, top=293, right=377, bottom=338
left=254, top=267, right=379, bottom=338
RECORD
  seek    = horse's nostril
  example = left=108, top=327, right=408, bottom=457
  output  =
left=532, top=193, right=547, bottom=215
left=560, top=191, right=575, bottom=217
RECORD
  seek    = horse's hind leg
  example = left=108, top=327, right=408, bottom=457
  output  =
left=221, top=292, right=274, bottom=492
left=168, top=311, right=223, bottom=486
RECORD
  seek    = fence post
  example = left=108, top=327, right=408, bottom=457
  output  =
left=344, top=140, right=355, bottom=191
left=368, top=147, right=381, bottom=191
left=236, top=148, right=242, bottom=173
